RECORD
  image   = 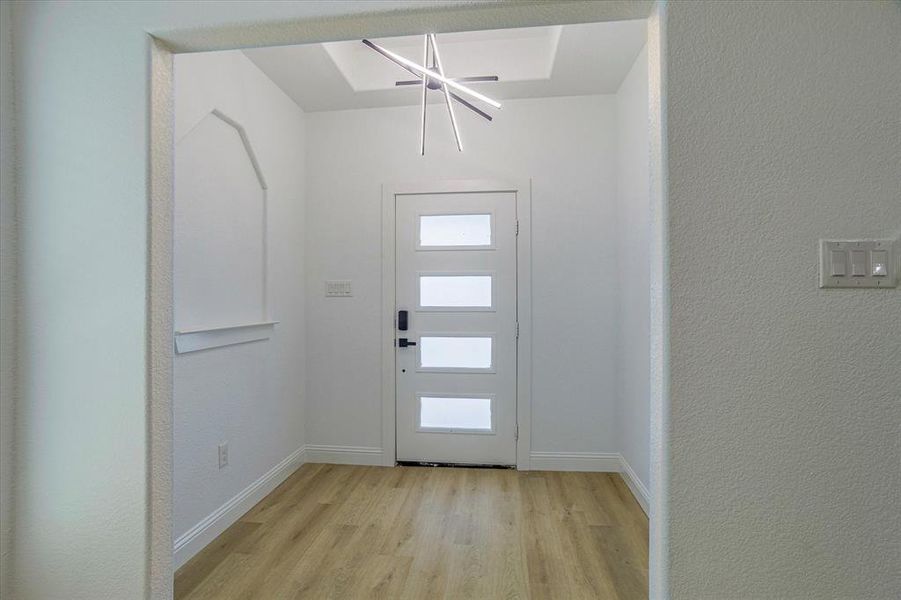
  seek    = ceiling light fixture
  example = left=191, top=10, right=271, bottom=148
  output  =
left=362, top=35, right=501, bottom=155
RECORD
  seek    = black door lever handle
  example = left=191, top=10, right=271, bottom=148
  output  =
left=398, top=338, right=417, bottom=348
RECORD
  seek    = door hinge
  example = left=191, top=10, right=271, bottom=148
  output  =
left=515, top=321, right=520, bottom=339
left=515, top=424, right=519, bottom=441
left=515, top=220, right=520, bottom=236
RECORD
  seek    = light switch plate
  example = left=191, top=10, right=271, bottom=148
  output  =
left=325, top=280, right=353, bottom=297
left=819, top=239, right=897, bottom=289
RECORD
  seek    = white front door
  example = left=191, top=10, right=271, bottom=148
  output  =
left=395, top=190, right=518, bottom=465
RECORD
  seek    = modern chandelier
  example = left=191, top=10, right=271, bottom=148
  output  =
left=362, top=34, right=502, bottom=155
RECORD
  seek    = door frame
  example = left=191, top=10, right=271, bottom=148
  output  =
left=381, top=179, right=532, bottom=469
left=149, top=4, right=665, bottom=595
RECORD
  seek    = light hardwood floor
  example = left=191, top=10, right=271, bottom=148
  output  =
left=175, top=464, right=649, bottom=600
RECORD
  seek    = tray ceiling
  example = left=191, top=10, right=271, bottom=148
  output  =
left=243, top=20, right=646, bottom=112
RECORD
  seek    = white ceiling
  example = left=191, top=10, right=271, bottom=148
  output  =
left=243, top=20, right=647, bottom=113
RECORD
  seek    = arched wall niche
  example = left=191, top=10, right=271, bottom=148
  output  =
left=173, top=108, right=276, bottom=353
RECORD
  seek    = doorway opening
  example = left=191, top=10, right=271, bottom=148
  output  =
left=149, top=6, right=666, bottom=598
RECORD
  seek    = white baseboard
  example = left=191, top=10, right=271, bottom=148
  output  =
left=529, top=451, right=621, bottom=472
left=528, top=451, right=650, bottom=515
left=173, top=445, right=306, bottom=570
left=618, top=455, right=650, bottom=516
left=304, top=444, right=384, bottom=466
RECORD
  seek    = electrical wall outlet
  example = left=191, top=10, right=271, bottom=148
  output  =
left=218, top=442, right=229, bottom=469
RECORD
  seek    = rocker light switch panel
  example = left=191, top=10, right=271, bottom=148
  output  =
left=820, top=240, right=897, bottom=289
left=325, top=280, right=353, bottom=297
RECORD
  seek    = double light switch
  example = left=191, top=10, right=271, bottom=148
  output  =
left=820, top=240, right=896, bottom=288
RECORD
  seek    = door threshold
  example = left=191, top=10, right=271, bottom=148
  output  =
left=396, top=460, right=516, bottom=470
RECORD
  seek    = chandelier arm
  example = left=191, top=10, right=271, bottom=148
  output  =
left=396, top=76, right=497, bottom=86
left=385, top=77, right=493, bottom=121
left=452, top=76, right=499, bottom=83
left=362, top=42, right=421, bottom=83
left=428, top=34, right=463, bottom=152
left=449, top=91, right=493, bottom=122
left=420, top=35, right=428, bottom=156
left=362, top=39, right=501, bottom=109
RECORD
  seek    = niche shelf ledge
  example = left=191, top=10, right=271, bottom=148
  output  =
left=175, top=320, right=278, bottom=354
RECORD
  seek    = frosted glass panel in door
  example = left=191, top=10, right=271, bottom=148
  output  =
left=419, top=396, right=493, bottom=431
left=420, top=336, right=493, bottom=370
left=419, top=214, right=492, bottom=247
left=419, top=275, right=492, bottom=308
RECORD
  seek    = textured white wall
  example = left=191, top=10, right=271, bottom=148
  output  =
left=305, top=96, right=620, bottom=455
left=172, top=50, right=307, bottom=564
left=615, top=45, right=651, bottom=492
left=0, top=3, right=16, bottom=597
left=9, top=1, right=445, bottom=597
left=10, top=0, right=898, bottom=597
left=664, top=2, right=901, bottom=598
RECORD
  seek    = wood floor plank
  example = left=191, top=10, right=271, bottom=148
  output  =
left=176, top=464, right=649, bottom=600
left=174, top=520, right=261, bottom=599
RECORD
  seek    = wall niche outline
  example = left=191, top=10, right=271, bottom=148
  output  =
left=174, top=108, right=275, bottom=353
